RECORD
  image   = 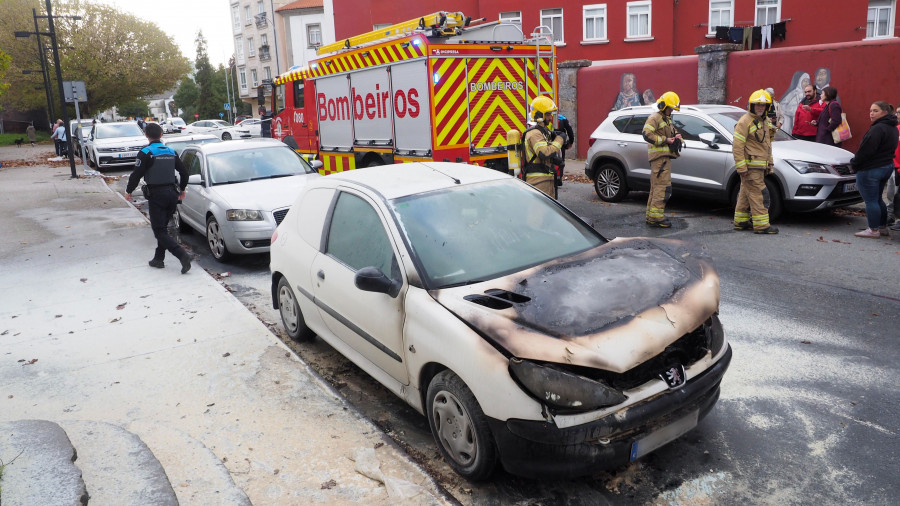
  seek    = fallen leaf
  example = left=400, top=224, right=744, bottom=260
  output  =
left=831, top=239, right=841, bottom=243
left=80, top=278, right=87, bottom=283
left=116, top=303, right=127, bottom=310
left=7, top=395, right=13, bottom=399
left=25, top=359, right=38, bottom=365
left=207, top=403, right=215, bottom=407
left=109, top=317, right=121, bottom=323
left=871, top=313, right=880, bottom=316
left=222, top=352, right=231, bottom=357
left=274, top=469, right=280, bottom=475
left=55, top=314, right=62, bottom=318
left=817, top=236, right=826, bottom=242
left=321, top=479, right=337, bottom=490
left=800, top=340, right=811, bottom=344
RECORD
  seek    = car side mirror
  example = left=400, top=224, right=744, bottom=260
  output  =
left=187, top=174, right=203, bottom=185
left=699, top=133, right=718, bottom=149
left=355, top=266, right=400, bottom=297
left=310, top=160, right=323, bottom=170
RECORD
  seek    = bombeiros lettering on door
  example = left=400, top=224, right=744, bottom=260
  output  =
left=317, top=84, right=421, bottom=122
left=469, top=81, right=524, bottom=92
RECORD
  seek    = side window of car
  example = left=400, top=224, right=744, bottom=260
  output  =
left=623, top=115, right=650, bottom=135
left=612, top=115, right=631, bottom=133
left=181, top=151, right=196, bottom=175
left=326, top=192, right=398, bottom=280
left=672, top=114, right=731, bottom=145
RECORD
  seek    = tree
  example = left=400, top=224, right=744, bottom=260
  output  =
left=173, top=77, right=198, bottom=121
left=117, top=98, right=148, bottom=119
left=0, top=0, right=191, bottom=114
left=194, top=31, right=216, bottom=120
left=0, top=49, right=11, bottom=103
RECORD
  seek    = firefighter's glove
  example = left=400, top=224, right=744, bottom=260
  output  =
left=552, top=130, right=568, bottom=146
left=669, top=138, right=683, bottom=154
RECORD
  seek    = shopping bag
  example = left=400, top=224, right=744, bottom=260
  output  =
left=831, top=113, right=852, bottom=143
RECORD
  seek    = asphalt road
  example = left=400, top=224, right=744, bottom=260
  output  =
left=110, top=168, right=899, bottom=505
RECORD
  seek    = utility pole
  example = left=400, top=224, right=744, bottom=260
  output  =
left=224, top=58, right=233, bottom=123
left=32, top=8, right=54, bottom=128
left=45, top=0, right=77, bottom=177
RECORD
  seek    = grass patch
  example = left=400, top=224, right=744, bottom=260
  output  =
left=0, top=132, right=52, bottom=146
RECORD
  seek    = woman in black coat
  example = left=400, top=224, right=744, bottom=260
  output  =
left=815, top=86, right=843, bottom=146
left=850, top=101, right=899, bottom=238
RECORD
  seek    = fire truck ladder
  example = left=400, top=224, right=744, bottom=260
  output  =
left=317, top=11, right=470, bottom=55
left=529, top=25, right=556, bottom=99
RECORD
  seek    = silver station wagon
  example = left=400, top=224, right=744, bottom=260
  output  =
left=585, top=105, right=862, bottom=219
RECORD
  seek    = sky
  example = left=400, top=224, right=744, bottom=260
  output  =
left=97, top=0, right=234, bottom=67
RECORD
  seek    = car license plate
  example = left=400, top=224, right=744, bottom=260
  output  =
left=844, top=182, right=857, bottom=193
left=630, top=410, right=699, bottom=461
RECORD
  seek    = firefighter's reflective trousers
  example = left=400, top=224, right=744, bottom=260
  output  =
left=526, top=173, right=557, bottom=199
left=646, top=157, right=672, bottom=222
left=734, top=168, right=770, bottom=230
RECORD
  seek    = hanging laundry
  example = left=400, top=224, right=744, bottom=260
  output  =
left=752, top=26, right=762, bottom=49
left=773, top=21, right=787, bottom=40
left=742, top=26, right=753, bottom=50
left=716, top=26, right=730, bottom=41
left=761, top=24, right=773, bottom=49
left=729, top=27, right=744, bottom=44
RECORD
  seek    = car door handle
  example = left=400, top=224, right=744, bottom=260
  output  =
left=317, top=270, right=325, bottom=280
left=617, top=142, right=628, bottom=147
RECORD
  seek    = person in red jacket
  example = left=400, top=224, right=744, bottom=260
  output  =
left=792, top=85, right=823, bottom=141
left=889, top=114, right=900, bottom=230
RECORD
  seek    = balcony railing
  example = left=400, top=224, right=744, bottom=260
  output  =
left=259, top=46, right=271, bottom=61
left=255, top=13, right=267, bottom=28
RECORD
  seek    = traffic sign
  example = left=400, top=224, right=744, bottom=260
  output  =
left=224, top=103, right=231, bottom=110
left=194, top=113, right=199, bottom=119
left=63, top=81, right=87, bottom=103
left=219, top=112, right=224, bottom=118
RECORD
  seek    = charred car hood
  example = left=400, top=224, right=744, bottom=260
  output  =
left=431, top=237, right=720, bottom=373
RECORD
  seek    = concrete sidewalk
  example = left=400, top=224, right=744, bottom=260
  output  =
left=0, top=147, right=449, bottom=505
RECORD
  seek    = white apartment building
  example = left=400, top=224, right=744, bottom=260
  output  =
left=229, top=0, right=335, bottom=119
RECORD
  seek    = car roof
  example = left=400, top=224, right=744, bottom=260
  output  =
left=163, top=134, right=220, bottom=142
left=190, top=138, right=286, bottom=154
left=610, top=104, right=746, bottom=116
left=322, top=162, right=510, bottom=200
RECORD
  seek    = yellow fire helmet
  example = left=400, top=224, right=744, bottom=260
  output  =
left=748, top=89, right=774, bottom=114
left=656, top=91, right=681, bottom=111
left=530, top=95, right=558, bottom=120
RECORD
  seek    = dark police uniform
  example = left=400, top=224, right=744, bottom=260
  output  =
left=126, top=141, right=191, bottom=270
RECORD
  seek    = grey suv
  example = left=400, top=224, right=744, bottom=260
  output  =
left=585, top=105, right=861, bottom=219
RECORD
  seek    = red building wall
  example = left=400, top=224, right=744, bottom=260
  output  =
left=332, top=1, right=898, bottom=63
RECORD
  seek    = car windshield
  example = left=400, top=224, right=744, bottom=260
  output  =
left=95, top=123, right=144, bottom=139
left=711, top=112, right=794, bottom=141
left=391, top=180, right=605, bottom=288
left=207, top=146, right=315, bottom=185
left=165, top=137, right=221, bottom=155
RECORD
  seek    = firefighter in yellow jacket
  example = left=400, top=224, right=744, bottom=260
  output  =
left=642, top=92, right=683, bottom=227
left=523, top=96, right=566, bottom=199
left=733, top=89, right=778, bottom=234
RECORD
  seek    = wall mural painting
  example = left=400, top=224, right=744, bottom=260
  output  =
left=612, top=73, right=656, bottom=111
left=778, top=67, right=833, bottom=134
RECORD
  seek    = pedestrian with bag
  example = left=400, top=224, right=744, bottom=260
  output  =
left=124, top=123, right=192, bottom=273
left=849, top=101, right=898, bottom=238
left=792, top=85, right=823, bottom=141
left=816, top=86, right=844, bottom=147
left=733, top=89, right=779, bottom=235
left=642, top=91, right=682, bottom=228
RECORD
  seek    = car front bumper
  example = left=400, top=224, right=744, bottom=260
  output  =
left=488, top=345, right=732, bottom=479
left=222, top=220, right=276, bottom=254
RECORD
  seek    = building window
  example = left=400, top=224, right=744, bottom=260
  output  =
left=755, top=0, right=780, bottom=26
left=627, top=1, right=652, bottom=39
left=239, top=67, right=247, bottom=93
left=540, top=8, right=564, bottom=43
left=709, top=1, right=734, bottom=34
left=307, top=23, right=322, bottom=48
left=261, top=34, right=268, bottom=46
left=257, top=1, right=264, bottom=15
left=251, top=69, right=258, bottom=88
left=583, top=4, right=607, bottom=41
left=232, top=5, right=240, bottom=31
left=244, top=6, right=251, bottom=25
left=867, top=0, right=895, bottom=38
left=264, top=67, right=271, bottom=81
left=248, top=38, right=255, bottom=57
left=499, top=11, right=522, bottom=25
left=236, top=36, right=244, bottom=63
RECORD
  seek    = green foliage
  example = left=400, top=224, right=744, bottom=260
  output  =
left=0, top=49, right=11, bottom=103
left=117, top=98, right=148, bottom=119
left=173, top=77, right=198, bottom=121
left=0, top=0, right=191, bottom=115
left=174, top=35, right=243, bottom=123
left=0, top=131, right=50, bottom=146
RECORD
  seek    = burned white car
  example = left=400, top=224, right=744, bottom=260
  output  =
left=270, top=163, right=731, bottom=479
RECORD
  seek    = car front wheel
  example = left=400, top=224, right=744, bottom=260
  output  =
left=222, top=132, right=232, bottom=141
left=277, top=277, right=315, bottom=342
left=206, top=216, right=231, bottom=262
left=593, top=162, right=629, bottom=202
left=426, top=370, right=497, bottom=480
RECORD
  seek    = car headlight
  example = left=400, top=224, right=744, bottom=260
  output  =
left=509, top=358, right=626, bottom=412
left=226, top=209, right=264, bottom=221
left=96, top=147, right=114, bottom=153
left=785, top=159, right=832, bottom=174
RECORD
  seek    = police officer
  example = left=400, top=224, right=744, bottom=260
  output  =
left=125, top=122, right=193, bottom=272
left=642, top=91, right=682, bottom=227
left=523, top=96, right=566, bottom=199
left=733, top=89, right=778, bottom=234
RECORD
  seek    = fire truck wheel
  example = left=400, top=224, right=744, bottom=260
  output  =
left=361, top=156, right=384, bottom=168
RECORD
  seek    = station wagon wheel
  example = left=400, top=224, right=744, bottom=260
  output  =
left=277, top=277, right=315, bottom=342
left=426, top=370, right=497, bottom=480
left=222, top=132, right=232, bottom=141
left=206, top=216, right=231, bottom=262
left=173, top=208, right=191, bottom=233
left=593, top=162, right=629, bottom=202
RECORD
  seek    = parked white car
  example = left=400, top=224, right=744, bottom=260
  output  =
left=180, top=119, right=250, bottom=141
left=162, top=117, right=186, bottom=134
left=269, top=162, right=732, bottom=480
left=69, top=119, right=94, bottom=158
left=162, top=133, right=221, bottom=155
left=174, top=138, right=321, bottom=261
left=84, top=122, right=147, bottom=169
left=237, top=118, right=262, bottom=137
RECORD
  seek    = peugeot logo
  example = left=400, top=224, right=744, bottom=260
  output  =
left=660, top=364, right=686, bottom=389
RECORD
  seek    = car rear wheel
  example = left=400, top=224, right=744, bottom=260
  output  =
left=173, top=208, right=191, bottom=233
left=277, top=277, right=315, bottom=342
left=206, top=216, right=231, bottom=262
left=593, top=162, right=629, bottom=202
left=426, top=370, right=497, bottom=480
left=222, top=132, right=232, bottom=141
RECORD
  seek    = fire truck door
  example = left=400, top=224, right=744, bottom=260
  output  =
left=289, top=79, right=315, bottom=152
left=390, top=60, right=430, bottom=156
left=465, top=58, right=527, bottom=155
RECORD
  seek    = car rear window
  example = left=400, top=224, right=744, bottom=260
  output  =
left=612, top=116, right=631, bottom=132
left=622, top=115, right=650, bottom=135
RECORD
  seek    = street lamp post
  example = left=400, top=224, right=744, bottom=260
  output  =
left=32, top=8, right=55, bottom=127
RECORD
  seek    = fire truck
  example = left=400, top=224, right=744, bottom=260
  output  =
left=268, top=12, right=557, bottom=174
